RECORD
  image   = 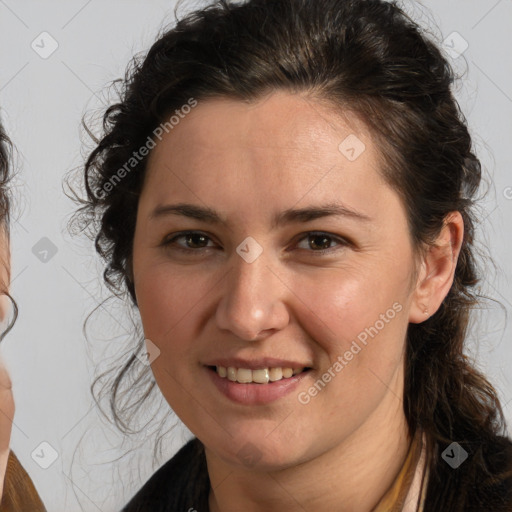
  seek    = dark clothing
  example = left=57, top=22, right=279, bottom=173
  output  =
left=122, top=439, right=210, bottom=512
left=122, top=435, right=512, bottom=512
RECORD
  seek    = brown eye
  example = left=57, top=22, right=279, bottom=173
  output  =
left=295, top=232, right=348, bottom=254
left=182, top=233, right=210, bottom=249
left=308, top=234, right=333, bottom=250
left=161, top=231, right=215, bottom=252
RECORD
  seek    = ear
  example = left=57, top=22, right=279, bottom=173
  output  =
left=409, top=211, right=464, bottom=324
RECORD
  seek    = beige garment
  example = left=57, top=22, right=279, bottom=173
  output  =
left=372, top=429, right=429, bottom=512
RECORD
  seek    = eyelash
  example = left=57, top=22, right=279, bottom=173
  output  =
left=160, top=230, right=350, bottom=256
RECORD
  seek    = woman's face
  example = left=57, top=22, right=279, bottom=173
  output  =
left=132, top=91, right=423, bottom=469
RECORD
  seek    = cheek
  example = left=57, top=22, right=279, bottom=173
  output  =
left=133, top=264, right=209, bottom=420
left=290, top=264, right=410, bottom=404
left=134, top=263, right=208, bottom=358
left=293, top=269, right=409, bottom=428
left=291, top=263, right=409, bottom=344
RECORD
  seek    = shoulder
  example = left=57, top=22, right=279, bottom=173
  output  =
left=122, top=438, right=209, bottom=512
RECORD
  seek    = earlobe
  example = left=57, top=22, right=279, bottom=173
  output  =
left=409, top=211, right=464, bottom=324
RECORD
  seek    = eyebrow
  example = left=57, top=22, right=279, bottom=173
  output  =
left=149, top=202, right=372, bottom=228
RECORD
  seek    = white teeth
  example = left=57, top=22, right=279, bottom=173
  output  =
left=282, top=368, right=293, bottom=378
left=227, top=367, right=237, bottom=381
left=269, top=367, right=282, bottom=381
left=236, top=368, right=252, bottom=383
left=252, top=369, right=270, bottom=384
left=215, top=366, right=306, bottom=383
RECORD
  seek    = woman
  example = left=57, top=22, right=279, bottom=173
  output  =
left=74, top=0, right=512, bottom=510
left=0, top=121, right=46, bottom=510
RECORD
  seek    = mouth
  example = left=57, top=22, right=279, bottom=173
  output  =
left=208, top=365, right=312, bottom=384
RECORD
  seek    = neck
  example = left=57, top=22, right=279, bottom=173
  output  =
left=206, top=367, right=411, bottom=512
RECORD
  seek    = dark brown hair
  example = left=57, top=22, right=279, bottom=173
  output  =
left=70, top=0, right=512, bottom=509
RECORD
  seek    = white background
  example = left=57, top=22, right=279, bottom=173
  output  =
left=0, top=1, right=511, bottom=510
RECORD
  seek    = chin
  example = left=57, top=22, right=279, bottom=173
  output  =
left=208, top=429, right=312, bottom=471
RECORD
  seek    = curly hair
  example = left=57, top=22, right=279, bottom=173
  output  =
left=0, top=122, right=11, bottom=228
left=70, top=0, right=512, bottom=509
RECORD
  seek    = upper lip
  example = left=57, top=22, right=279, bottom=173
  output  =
left=204, top=357, right=313, bottom=370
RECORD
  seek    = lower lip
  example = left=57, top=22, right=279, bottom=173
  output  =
left=206, top=367, right=311, bottom=405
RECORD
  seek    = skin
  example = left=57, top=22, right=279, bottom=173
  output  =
left=0, top=224, right=13, bottom=500
left=132, top=91, right=463, bottom=512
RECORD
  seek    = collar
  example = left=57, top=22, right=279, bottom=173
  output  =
left=372, top=429, right=429, bottom=512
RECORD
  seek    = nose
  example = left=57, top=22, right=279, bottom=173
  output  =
left=215, top=248, right=290, bottom=341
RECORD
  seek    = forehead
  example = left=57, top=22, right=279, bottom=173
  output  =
left=142, top=91, right=389, bottom=212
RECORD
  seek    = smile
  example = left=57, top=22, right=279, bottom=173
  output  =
left=213, top=365, right=310, bottom=384
left=207, top=365, right=312, bottom=405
